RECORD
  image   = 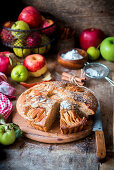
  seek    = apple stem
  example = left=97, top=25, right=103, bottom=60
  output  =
left=97, top=43, right=101, bottom=49
left=91, top=28, right=94, bottom=31
left=17, top=62, right=21, bottom=65
left=5, top=124, right=13, bottom=131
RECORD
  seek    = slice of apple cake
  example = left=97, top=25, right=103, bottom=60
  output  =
left=60, top=100, right=87, bottom=134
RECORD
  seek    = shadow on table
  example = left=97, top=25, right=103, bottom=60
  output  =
left=0, top=145, right=7, bottom=161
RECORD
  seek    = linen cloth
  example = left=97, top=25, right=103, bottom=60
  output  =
left=0, top=72, right=16, bottom=119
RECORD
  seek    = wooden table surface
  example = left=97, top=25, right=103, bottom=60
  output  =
left=0, top=53, right=114, bottom=170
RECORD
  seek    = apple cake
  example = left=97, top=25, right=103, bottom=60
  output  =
left=16, top=81, right=98, bottom=134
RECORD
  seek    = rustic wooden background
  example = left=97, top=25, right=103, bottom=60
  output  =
left=22, top=0, right=114, bottom=36
left=0, top=0, right=114, bottom=37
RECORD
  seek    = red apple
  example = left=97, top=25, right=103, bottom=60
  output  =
left=41, top=19, right=56, bottom=35
left=0, top=51, right=11, bottom=57
left=80, top=28, right=105, bottom=50
left=18, top=6, right=42, bottom=28
left=26, top=32, right=42, bottom=47
left=0, top=56, right=10, bottom=74
left=1, top=29, right=14, bottom=43
left=23, top=54, right=47, bottom=77
left=0, top=52, right=17, bottom=75
left=1, top=21, right=15, bottom=43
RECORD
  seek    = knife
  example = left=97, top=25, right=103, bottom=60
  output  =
left=93, top=101, right=106, bottom=161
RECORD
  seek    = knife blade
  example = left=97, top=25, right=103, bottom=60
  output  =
left=93, top=101, right=106, bottom=161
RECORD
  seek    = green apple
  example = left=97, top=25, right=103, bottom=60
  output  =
left=11, top=21, right=30, bottom=39
left=87, top=47, right=100, bottom=60
left=32, top=35, right=51, bottom=54
left=13, top=39, right=31, bottom=57
left=0, top=124, right=16, bottom=145
left=100, top=37, right=114, bottom=62
left=11, top=64, right=28, bottom=82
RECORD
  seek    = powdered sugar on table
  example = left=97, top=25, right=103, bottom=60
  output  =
left=86, top=66, right=108, bottom=79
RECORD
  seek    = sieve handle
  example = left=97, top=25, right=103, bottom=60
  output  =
left=105, top=77, right=114, bottom=86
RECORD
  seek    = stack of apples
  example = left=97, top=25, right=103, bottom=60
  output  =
left=0, top=50, right=48, bottom=82
left=0, top=6, right=56, bottom=58
left=0, top=6, right=55, bottom=82
left=80, top=28, right=114, bottom=61
left=11, top=53, right=48, bottom=82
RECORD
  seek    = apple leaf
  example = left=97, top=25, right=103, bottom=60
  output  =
left=0, top=114, right=22, bottom=139
left=10, top=123, right=22, bottom=139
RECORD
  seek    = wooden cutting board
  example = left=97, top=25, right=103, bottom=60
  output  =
left=12, top=111, right=93, bottom=143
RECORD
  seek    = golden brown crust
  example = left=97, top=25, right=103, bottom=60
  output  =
left=60, top=117, right=87, bottom=134
left=16, top=81, right=98, bottom=134
left=27, top=120, right=47, bottom=132
left=65, top=83, right=98, bottom=114
left=60, top=103, right=88, bottom=134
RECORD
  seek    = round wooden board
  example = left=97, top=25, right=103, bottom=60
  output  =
left=12, top=111, right=93, bottom=143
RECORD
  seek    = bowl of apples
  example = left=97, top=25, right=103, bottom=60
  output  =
left=0, top=6, right=56, bottom=58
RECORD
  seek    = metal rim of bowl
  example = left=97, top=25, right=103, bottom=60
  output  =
left=83, top=62, right=110, bottom=79
left=2, top=22, right=56, bottom=32
left=1, top=37, right=55, bottom=49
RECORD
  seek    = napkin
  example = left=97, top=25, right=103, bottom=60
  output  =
left=0, top=72, right=16, bottom=119
left=0, top=92, right=13, bottom=119
left=0, top=72, right=16, bottom=98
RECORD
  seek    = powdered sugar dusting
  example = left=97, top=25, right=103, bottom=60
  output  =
left=86, top=68, right=106, bottom=78
left=61, top=49, right=83, bottom=60
left=60, top=100, right=72, bottom=109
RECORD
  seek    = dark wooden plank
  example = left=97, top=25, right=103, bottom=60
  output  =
left=22, top=0, right=114, bottom=35
left=0, top=136, right=99, bottom=170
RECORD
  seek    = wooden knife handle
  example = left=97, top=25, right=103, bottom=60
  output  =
left=95, top=131, right=106, bottom=161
